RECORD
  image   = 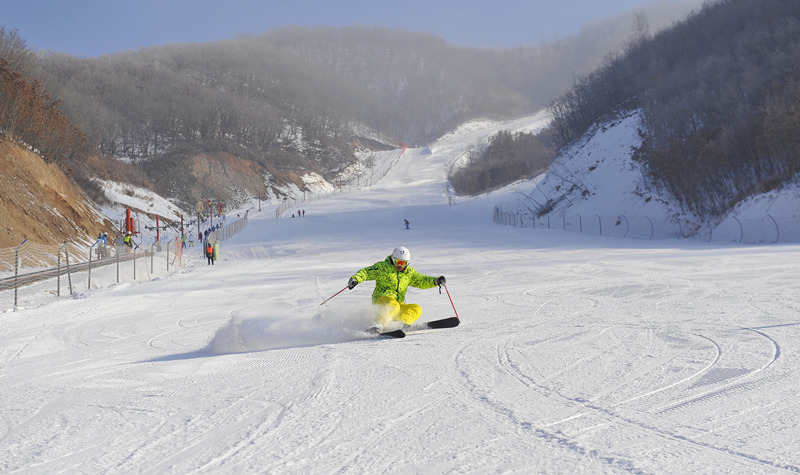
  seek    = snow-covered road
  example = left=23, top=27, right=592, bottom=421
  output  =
left=3, top=114, right=800, bottom=473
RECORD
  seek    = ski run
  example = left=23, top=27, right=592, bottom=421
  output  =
left=2, top=112, right=800, bottom=473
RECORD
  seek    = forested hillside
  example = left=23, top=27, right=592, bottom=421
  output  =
left=548, top=0, right=800, bottom=218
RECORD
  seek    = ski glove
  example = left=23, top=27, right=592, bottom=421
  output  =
left=434, top=276, right=446, bottom=286
left=348, top=277, right=359, bottom=289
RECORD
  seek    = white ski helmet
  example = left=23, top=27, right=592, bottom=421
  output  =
left=391, top=246, right=411, bottom=266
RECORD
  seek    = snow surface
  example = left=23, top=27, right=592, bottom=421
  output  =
left=3, top=113, right=800, bottom=473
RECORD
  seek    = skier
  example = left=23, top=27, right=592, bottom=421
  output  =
left=96, top=232, right=106, bottom=259
left=347, top=246, right=446, bottom=330
left=404, top=219, right=410, bottom=230
left=102, top=232, right=109, bottom=258
left=206, top=240, right=215, bottom=265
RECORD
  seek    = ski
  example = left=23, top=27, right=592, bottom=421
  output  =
left=398, top=317, right=461, bottom=336
left=379, top=329, right=406, bottom=339
left=423, top=316, right=460, bottom=329
left=365, top=327, right=406, bottom=338
left=366, top=317, right=458, bottom=340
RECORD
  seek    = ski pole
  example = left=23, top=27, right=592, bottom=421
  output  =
left=320, top=286, right=348, bottom=306
left=442, top=284, right=461, bottom=321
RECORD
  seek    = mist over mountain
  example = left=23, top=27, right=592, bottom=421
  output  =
left=22, top=1, right=698, bottom=210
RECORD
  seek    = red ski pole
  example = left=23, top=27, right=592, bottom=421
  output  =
left=320, top=286, right=348, bottom=306
left=443, top=284, right=460, bottom=321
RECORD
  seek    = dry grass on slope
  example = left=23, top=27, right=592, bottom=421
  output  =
left=0, top=138, right=112, bottom=248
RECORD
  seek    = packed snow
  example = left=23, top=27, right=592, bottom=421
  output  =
left=2, top=112, right=800, bottom=473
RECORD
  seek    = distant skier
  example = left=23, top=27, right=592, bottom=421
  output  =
left=123, top=231, right=134, bottom=251
left=347, top=246, right=445, bottom=330
left=96, top=232, right=107, bottom=259
left=404, top=219, right=410, bottom=230
left=206, top=240, right=215, bottom=265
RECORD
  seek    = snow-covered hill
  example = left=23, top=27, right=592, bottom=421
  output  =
left=497, top=110, right=800, bottom=243
left=2, top=113, right=800, bottom=473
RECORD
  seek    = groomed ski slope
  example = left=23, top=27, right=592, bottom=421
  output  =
left=3, top=113, right=800, bottom=474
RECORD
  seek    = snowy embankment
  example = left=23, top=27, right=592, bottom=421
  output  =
left=2, top=113, right=800, bottom=473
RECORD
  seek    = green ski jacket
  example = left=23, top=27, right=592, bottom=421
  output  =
left=351, top=256, right=438, bottom=304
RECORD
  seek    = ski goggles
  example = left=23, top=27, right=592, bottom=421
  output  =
left=394, top=259, right=408, bottom=267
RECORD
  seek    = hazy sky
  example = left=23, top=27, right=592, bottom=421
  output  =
left=5, top=0, right=686, bottom=57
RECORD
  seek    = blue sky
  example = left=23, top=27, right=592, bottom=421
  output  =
left=6, top=0, right=683, bottom=57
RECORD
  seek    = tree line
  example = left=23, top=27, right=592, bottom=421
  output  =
left=0, top=58, right=83, bottom=163
left=33, top=28, right=529, bottom=165
left=450, top=130, right=557, bottom=195
left=549, top=0, right=800, bottom=218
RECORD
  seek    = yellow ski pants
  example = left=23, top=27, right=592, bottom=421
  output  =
left=374, top=295, right=422, bottom=326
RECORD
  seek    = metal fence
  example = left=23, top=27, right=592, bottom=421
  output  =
left=1, top=210, right=250, bottom=309
left=493, top=206, right=800, bottom=244
left=0, top=238, right=184, bottom=308
left=206, top=210, right=249, bottom=243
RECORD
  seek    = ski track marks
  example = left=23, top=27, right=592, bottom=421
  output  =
left=456, top=303, right=798, bottom=472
